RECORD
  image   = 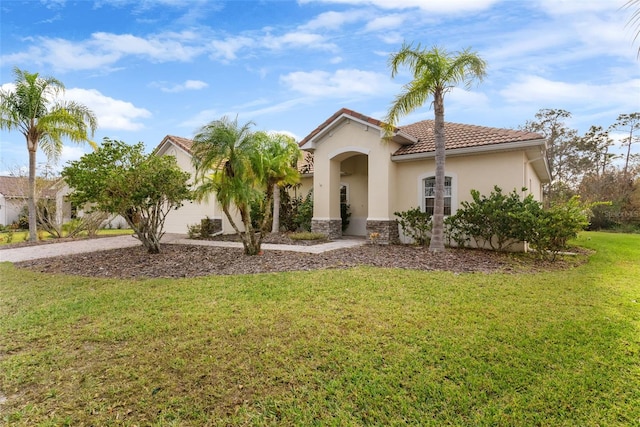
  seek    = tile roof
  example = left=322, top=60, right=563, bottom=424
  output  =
left=0, top=176, right=57, bottom=198
left=298, top=108, right=544, bottom=157
left=394, top=120, right=544, bottom=156
left=162, top=135, right=194, bottom=154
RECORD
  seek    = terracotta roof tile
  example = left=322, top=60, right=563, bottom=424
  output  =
left=164, top=135, right=194, bottom=153
left=394, top=120, right=544, bottom=156
left=299, top=109, right=543, bottom=156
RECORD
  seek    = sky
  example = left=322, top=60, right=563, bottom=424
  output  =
left=1, top=0, right=639, bottom=175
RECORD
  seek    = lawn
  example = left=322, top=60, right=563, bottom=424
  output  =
left=0, top=232, right=638, bottom=426
left=0, top=228, right=133, bottom=245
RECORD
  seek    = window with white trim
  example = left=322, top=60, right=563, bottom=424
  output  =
left=423, top=176, right=452, bottom=216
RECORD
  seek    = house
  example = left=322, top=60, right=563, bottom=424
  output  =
left=154, top=135, right=227, bottom=235
left=0, top=176, right=69, bottom=227
left=298, top=108, right=550, bottom=245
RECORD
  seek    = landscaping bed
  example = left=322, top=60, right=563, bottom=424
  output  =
left=15, top=238, right=585, bottom=279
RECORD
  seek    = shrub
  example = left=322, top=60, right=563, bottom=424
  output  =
left=447, top=187, right=591, bottom=260
left=289, top=232, right=327, bottom=241
left=522, top=196, right=590, bottom=260
left=394, top=207, right=432, bottom=246
left=187, top=224, right=202, bottom=239
left=293, top=190, right=313, bottom=232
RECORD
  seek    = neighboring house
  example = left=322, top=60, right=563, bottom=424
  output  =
left=298, top=108, right=550, bottom=245
left=0, top=176, right=69, bottom=227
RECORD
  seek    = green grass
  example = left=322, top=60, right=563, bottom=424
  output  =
left=0, top=228, right=133, bottom=245
left=0, top=231, right=638, bottom=426
left=288, top=231, right=327, bottom=241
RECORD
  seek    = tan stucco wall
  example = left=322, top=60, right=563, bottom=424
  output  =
left=393, top=150, right=534, bottom=213
left=160, top=145, right=228, bottom=234
left=310, top=119, right=402, bottom=227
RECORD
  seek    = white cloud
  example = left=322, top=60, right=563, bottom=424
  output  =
left=301, top=10, right=367, bottom=30
left=499, top=75, right=640, bottom=112
left=364, top=14, right=406, bottom=32
left=156, top=79, right=209, bottom=93
left=59, top=144, right=90, bottom=165
left=261, top=31, right=337, bottom=52
left=1, top=30, right=204, bottom=72
left=535, top=0, right=619, bottom=15
left=208, top=36, right=254, bottom=61
left=0, top=83, right=150, bottom=131
left=299, top=0, right=499, bottom=13
left=64, top=88, right=152, bottom=131
left=280, top=68, right=394, bottom=98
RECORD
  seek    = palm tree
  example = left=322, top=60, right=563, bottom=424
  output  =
left=192, top=116, right=261, bottom=254
left=624, top=0, right=640, bottom=58
left=0, top=67, right=97, bottom=241
left=385, top=43, right=486, bottom=252
left=258, top=133, right=301, bottom=233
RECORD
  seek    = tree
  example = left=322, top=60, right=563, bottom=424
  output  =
left=191, top=116, right=300, bottom=255
left=258, top=133, right=302, bottom=233
left=522, top=109, right=581, bottom=204
left=609, top=112, right=640, bottom=178
left=624, top=0, right=640, bottom=58
left=0, top=67, right=97, bottom=242
left=578, top=125, right=616, bottom=177
left=62, top=138, right=192, bottom=254
left=385, top=43, right=487, bottom=252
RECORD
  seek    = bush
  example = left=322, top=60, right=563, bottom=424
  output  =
left=289, top=232, right=327, bottom=241
left=447, top=187, right=591, bottom=260
left=394, top=207, right=432, bottom=246
left=522, top=196, right=590, bottom=260
left=187, top=224, right=201, bottom=239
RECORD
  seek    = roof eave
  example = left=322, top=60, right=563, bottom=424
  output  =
left=301, top=111, right=390, bottom=152
left=391, top=138, right=547, bottom=162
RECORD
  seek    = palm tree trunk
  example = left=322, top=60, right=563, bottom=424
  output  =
left=429, top=90, right=446, bottom=252
left=271, top=184, right=280, bottom=233
left=27, top=144, right=38, bottom=242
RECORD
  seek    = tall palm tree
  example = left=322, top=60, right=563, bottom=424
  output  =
left=385, top=43, right=486, bottom=252
left=0, top=67, right=97, bottom=241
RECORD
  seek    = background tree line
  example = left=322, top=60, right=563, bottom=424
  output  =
left=522, top=109, right=640, bottom=231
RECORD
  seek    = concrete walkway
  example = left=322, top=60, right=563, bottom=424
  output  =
left=0, top=234, right=367, bottom=263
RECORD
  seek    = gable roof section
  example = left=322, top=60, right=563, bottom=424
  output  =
left=299, top=108, right=416, bottom=150
left=394, top=121, right=545, bottom=157
left=154, top=135, right=194, bottom=156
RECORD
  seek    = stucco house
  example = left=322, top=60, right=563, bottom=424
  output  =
left=154, top=135, right=228, bottom=235
left=0, top=176, right=70, bottom=227
left=154, top=108, right=550, bottom=244
left=298, top=108, right=550, bottom=244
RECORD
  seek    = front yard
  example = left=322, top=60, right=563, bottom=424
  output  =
left=0, top=232, right=638, bottom=425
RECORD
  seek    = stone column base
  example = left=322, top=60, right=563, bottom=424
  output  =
left=311, top=219, right=342, bottom=239
left=366, top=219, right=399, bottom=245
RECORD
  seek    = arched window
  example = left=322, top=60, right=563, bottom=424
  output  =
left=423, top=176, right=452, bottom=216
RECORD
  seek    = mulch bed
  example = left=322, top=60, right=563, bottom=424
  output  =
left=12, top=233, right=587, bottom=279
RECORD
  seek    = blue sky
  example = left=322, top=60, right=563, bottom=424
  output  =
left=1, top=0, right=639, bottom=175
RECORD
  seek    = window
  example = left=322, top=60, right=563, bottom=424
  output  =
left=423, top=176, right=452, bottom=216
left=340, top=184, right=348, bottom=206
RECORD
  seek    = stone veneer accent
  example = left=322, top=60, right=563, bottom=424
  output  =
left=311, top=219, right=343, bottom=239
left=201, top=217, right=222, bottom=235
left=366, top=219, right=400, bottom=245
